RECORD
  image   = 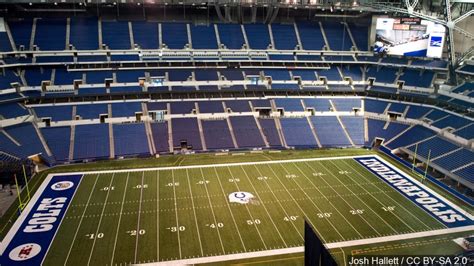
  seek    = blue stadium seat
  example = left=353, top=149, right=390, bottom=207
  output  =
left=102, top=21, right=131, bottom=49
left=297, top=22, right=325, bottom=50
left=132, top=21, right=159, bottom=49
left=218, top=24, right=245, bottom=49
left=70, top=17, right=99, bottom=50
left=245, top=24, right=271, bottom=49
left=34, top=19, right=66, bottom=50
left=271, top=24, right=298, bottom=50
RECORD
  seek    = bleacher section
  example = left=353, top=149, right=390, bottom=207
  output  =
left=113, top=123, right=149, bottom=157
left=280, top=118, right=317, bottom=147
left=202, top=119, right=234, bottom=150
left=230, top=116, right=265, bottom=148
left=73, top=124, right=109, bottom=160
left=310, top=116, right=351, bottom=146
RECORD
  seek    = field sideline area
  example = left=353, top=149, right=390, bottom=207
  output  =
left=0, top=150, right=472, bottom=265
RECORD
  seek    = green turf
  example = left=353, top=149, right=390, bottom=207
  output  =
left=42, top=157, right=446, bottom=265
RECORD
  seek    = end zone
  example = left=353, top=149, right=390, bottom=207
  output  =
left=0, top=174, right=83, bottom=265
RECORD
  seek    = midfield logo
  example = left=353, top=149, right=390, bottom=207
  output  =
left=229, top=192, right=255, bottom=204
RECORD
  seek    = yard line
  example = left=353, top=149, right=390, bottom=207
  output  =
left=238, top=165, right=288, bottom=247
left=302, top=161, right=386, bottom=236
left=335, top=160, right=417, bottom=232
left=134, top=172, right=145, bottom=263
left=156, top=170, right=159, bottom=262
left=171, top=169, right=182, bottom=259
left=219, top=167, right=268, bottom=250
left=251, top=165, right=303, bottom=241
left=341, top=160, right=438, bottom=230
left=87, top=173, right=115, bottom=265
left=314, top=161, right=399, bottom=234
left=275, top=163, right=351, bottom=240
left=264, top=164, right=329, bottom=243
left=198, top=168, right=226, bottom=254
left=206, top=168, right=247, bottom=252
left=185, top=169, right=204, bottom=256
left=64, top=174, right=100, bottom=266
left=290, top=161, right=378, bottom=237
left=110, top=172, right=130, bottom=266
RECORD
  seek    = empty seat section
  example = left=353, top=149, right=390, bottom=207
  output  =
left=275, top=98, right=304, bottom=112
left=271, top=24, right=298, bottom=50
left=271, top=84, right=300, bottom=91
left=331, top=98, right=361, bottom=111
left=170, top=101, right=195, bottom=114
left=9, top=19, right=32, bottom=49
left=424, top=109, right=448, bottom=121
left=162, top=23, right=188, bottom=49
left=297, top=22, right=325, bottom=50
left=367, top=119, right=409, bottom=145
left=230, top=116, right=265, bottom=148
left=102, top=21, right=130, bottom=49
left=318, top=67, right=341, bottom=81
left=70, top=17, right=99, bottom=50
left=172, top=118, right=202, bottom=150
left=245, top=24, right=271, bottom=49
left=202, top=119, right=234, bottom=149
left=54, top=69, right=82, bottom=85
left=4, top=123, right=50, bottom=160
left=369, top=67, right=398, bottom=84
left=0, top=103, right=28, bottom=118
left=34, top=105, right=72, bottom=121
left=0, top=70, right=21, bottom=90
left=431, top=115, right=470, bottom=129
left=73, top=124, right=109, bottom=159
left=168, top=70, right=191, bottom=81
left=304, top=98, right=332, bottom=112
left=387, top=102, right=407, bottom=113
left=34, top=19, right=66, bottom=50
left=132, top=21, right=159, bottom=49
left=323, top=22, right=352, bottom=51
left=0, top=31, right=11, bottom=51
left=259, top=118, right=282, bottom=147
left=190, top=24, right=217, bottom=49
left=220, top=70, right=244, bottom=80
left=76, top=104, right=108, bottom=119
left=386, top=125, right=434, bottom=150
left=364, top=99, right=388, bottom=113
left=291, top=70, right=316, bottom=80
left=340, top=116, right=364, bottom=145
left=265, top=69, right=291, bottom=80
left=86, top=71, right=113, bottom=84
left=195, top=70, right=219, bottom=81
left=41, top=126, right=70, bottom=162
left=116, top=70, right=144, bottom=83
left=151, top=122, right=169, bottom=153
left=113, top=123, right=149, bottom=156
left=455, top=124, right=474, bottom=140
left=311, top=116, right=351, bottom=146
left=218, top=24, right=244, bottom=49
left=340, top=66, right=363, bottom=81
left=453, top=165, right=474, bottom=183
left=405, top=105, right=431, bottom=119
left=25, top=68, right=52, bottom=86
left=401, top=70, right=434, bottom=87
left=225, top=100, right=251, bottom=112
left=348, top=23, right=368, bottom=51
left=432, top=149, right=474, bottom=171
left=407, top=136, right=459, bottom=159
left=111, top=102, right=142, bottom=117
left=280, top=118, right=317, bottom=147
left=198, top=101, right=223, bottom=113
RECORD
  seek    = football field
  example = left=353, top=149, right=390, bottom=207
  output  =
left=2, top=154, right=473, bottom=265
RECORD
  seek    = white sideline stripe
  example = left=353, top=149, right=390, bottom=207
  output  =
left=137, top=225, right=474, bottom=266
left=51, top=155, right=370, bottom=176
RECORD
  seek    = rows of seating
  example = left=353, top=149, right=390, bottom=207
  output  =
left=3, top=19, right=368, bottom=52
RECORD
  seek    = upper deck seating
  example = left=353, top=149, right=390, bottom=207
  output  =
left=70, top=17, right=99, bottom=50
left=102, top=21, right=131, bottom=49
